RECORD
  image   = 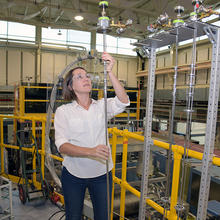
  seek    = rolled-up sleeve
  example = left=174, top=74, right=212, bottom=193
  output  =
left=54, top=107, right=69, bottom=151
left=107, top=96, right=130, bottom=119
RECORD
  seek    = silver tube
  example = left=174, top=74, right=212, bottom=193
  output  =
left=103, top=30, right=110, bottom=220
left=163, top=29, right=179, bottom=219
left=177, top=24, right=197, bottom=219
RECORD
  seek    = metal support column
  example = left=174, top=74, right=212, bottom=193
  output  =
left=138, top=47, right=156, bottom=220
left=197, top=27, right=220, bottom=219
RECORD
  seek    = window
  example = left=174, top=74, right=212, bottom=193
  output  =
left=0, top=20, right=35, bottom=42
left=118, top=37, right=136, bottom=56
left=67, top=30, right=91, bottom=51
left=42, top=28, right=67, bottom=46
left=0, top=21, right=7, bottom=38
left=96, top=33, right=137, bottom=56
left=42, top=28, right=91, bottom=50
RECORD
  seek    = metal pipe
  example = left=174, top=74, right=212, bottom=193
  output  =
left=164, top=29, right=179, bottom=218
left=120, top=131, right=128, bottom=220
left=177, top=24, right=197, bottom=216
left=169, top=150, right=182, bottom=220
left=41, top=120, right=45, bottom=179
left=102, top=29, right=110, bottom=220
left=111, top=128, right=117, bottom=220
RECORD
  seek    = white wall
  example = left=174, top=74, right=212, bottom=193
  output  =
left=0, top=46, right=138, bottom=88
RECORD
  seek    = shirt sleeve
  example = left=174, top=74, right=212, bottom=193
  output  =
left=54, top=106, right=69, bottom=151
left=107, top=96, right=130, bottom=119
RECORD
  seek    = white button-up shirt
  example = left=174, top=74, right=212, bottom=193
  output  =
left=54, top=96, right=130, bottom=178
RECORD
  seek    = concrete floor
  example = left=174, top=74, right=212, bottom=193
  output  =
left=1, top=185, right=65, bottom=220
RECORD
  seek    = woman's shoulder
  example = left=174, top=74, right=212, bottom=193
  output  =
left=56, top=102, right=74, bottom=112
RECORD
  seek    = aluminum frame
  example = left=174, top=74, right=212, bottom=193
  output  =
left=135, top=21, right=220, bottom=220
left=197, top=27, right=220, bottom=220
left=138, top=47, right=156, bottom=220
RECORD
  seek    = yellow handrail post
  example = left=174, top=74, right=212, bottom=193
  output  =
left=0, top=118, right=4, bottom=174
left=41, top=120, right=45, bottom=180
left=120, top=129, right=128, bottom=220
left=111, top=127, right=118, bottom=220
left=32, top=119, right=37, bottom=184
left=169, top=146, right=182, bottom=220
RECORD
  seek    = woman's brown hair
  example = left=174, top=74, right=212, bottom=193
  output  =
left=62, top=67, right=87, bottom=101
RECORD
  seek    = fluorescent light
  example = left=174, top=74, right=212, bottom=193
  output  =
left=74, top=15, right=84, bottom=21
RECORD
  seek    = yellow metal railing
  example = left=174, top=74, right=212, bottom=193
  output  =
left=108, top=128, right=220, bottom=220
left=15, top=85, right=140, bottom=120
left=1, top=114, right=220, bottom=219
left=0, top=115, right=47, bottom=188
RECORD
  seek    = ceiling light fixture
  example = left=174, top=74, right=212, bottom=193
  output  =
left=58, top=30, right=62, bottom=35
left=74, top=15, right=84, bottom=21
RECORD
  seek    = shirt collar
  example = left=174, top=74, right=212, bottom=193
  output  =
left=72, top=99, right=97, bottom=108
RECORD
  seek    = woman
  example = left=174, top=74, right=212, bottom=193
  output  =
left=54, top=52, right=130, bottom=220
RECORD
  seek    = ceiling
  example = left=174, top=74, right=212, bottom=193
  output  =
left=0, top=0, right=219, bottom=39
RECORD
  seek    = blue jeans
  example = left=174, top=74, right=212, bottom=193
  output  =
left=61, top=167, right=112, bottom=220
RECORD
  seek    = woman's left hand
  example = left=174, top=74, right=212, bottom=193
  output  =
left=102, top=52, right=115, bottom=73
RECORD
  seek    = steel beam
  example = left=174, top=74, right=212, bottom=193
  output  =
left=138, top=47, right=156, bottom=220
left=197, top=27, right=220, bottom=219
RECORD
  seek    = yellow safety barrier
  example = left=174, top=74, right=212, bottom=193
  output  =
left=1, top=114, right=220, bottom=219
left=108, top=128, right=220, bottom=220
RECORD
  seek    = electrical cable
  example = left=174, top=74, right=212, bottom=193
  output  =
left=48, top=209, right=65, bottom=220
left=59, top=213, right=66, bottom=220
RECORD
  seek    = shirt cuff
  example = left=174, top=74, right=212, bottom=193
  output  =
left=114, top=96, right=130, bottom=108
left=55, top=138, right=68, bottom=151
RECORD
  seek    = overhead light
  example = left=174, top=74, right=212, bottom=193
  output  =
left=74, top=15, right=84, bottom=21
left=58, top=30, right=62, bottom=35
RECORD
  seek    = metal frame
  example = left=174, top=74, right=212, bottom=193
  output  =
left=134, top=21, right=220, bottom=220
left=138, top=47, right=156, bottom=220
left=1, top=114, right=220, bottom=219
left=197, top=27, right=220, bottom=220
left=0, top=176, right=13, bottom=220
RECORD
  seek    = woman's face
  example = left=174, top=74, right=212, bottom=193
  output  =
left=71, top=68, right=92, bottom=94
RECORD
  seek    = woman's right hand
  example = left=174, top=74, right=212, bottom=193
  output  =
left=90, top=145, right=109, bottom=160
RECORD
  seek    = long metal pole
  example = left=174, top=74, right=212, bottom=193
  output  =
left=103, top=30, right=110, bottom=220
left=176, top=23, right=197, bottom=219
left=163, top=29, right=179, bottom=218
left=138, top=47, right=156, bottom=220
left=197, top=26, right=220, bottom=220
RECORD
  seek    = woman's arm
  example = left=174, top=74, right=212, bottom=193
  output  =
left=59, top=143, right=109, bottom=160
left=102, top=52, right=129, bottom=104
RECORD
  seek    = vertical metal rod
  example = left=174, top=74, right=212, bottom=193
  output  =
left=178, top=24, right=197, bottom=219
left=163, top=29, right=179, bottom=218
left=197, top=27, right=220, bottom=220
left=103, top=30, right=110, bottom=220
left=138, top=48, right=156, bottom=220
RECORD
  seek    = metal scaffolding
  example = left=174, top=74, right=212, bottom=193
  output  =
left=134, top=21, right=220, bottom=220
